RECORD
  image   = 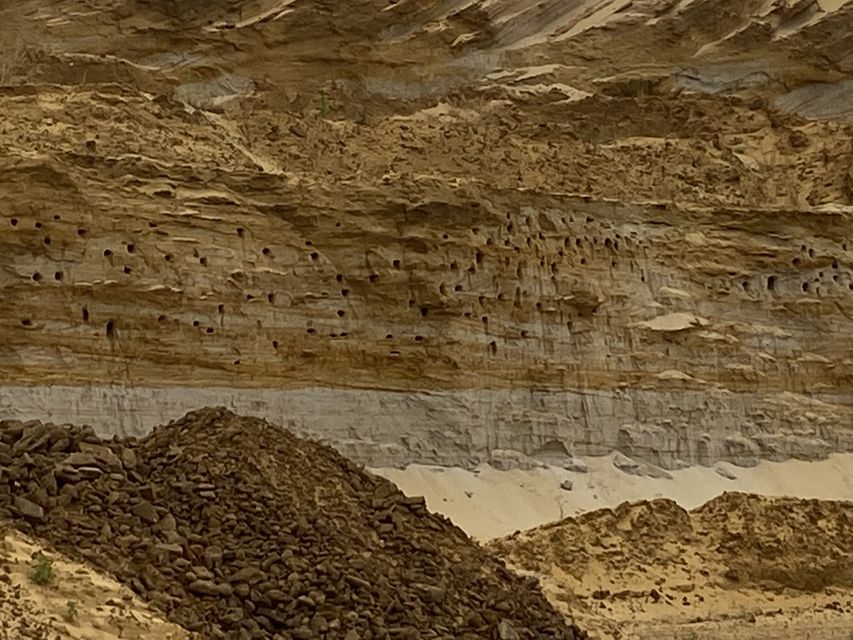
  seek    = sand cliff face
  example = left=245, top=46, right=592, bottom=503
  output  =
left=1, top=0, right=853, bottom=468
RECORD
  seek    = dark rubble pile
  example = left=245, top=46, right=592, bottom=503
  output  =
left=0, top=408, right=584, bottom=640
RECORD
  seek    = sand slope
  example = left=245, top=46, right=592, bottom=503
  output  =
left=0, top=527, right=191, bottom=640
left=375, top=452, right=853, bottom=540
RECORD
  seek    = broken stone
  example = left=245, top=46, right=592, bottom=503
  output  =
left=13, top=496, right=44, bottom=521
left=130, top=500, right=159, bottom=524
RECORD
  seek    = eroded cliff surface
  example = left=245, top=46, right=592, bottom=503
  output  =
left=1, top=0, right=852, bottom=468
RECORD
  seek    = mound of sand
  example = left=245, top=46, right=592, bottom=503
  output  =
left=491, top=493, right=853, bottom=639
left=0, top=527, right=191, bottom=640
left=0, top=408, right=584, bottom=639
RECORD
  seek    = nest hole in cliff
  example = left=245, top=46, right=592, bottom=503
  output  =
left=262, top=247, right=271, bottom=256
left=200, top=257, right=208, bottom=266
left=43, top=236, right=51, bottom=246
left=420, top=307, right=428, bottom=317
left=164, top=254, right=173, bottom=262
left=206, top=328, right=214, bottom=334
left=341, top=289, right=350, bottom=297
left=267, top=293, right=275, bottom=304
left=218, top=304, right=225, bottom=313
left=193, top=320, right=200, bottom=327
left=103, top=249, right=112, bottom=257
left=105, top=320, right=115, bottom=338
left=20, top=319, right=31, bottom=326
left=82, top=306, right=89, bottom=322
left=9, top=218, right=18, bottom=227
left=336, top=274, right=344, bottom=282
left=54, top=271, right=62, bottom=281
left=123, top=266, right=132, bottom=274
left=792, top=257, right=800, bottom=266
left=34, top=222, right=42, bottom=229
left=272, top=340, right=279, bottom=349
left=767, top=276, right=776, bottom=291
left=77, top=228, right=86, bottom=236
left=126, top=243, right=135, bottom=253
left=488, top=341, right=497, bottom=356
left=454, top=284, right=463, bottom=292
left=414, top=335, right=424, bottom=342
left=802, top=282, right=810, bottom=292
left=580, top=258, right=587, bottom=265
left=31, top=272, right=42, bottom=282
left=306, top=328, right=316, bottom=334
left=336, top=309, right=345, bottom=318
left=392, top=259, right=401, bottom=268
left=310, top=252, right=319, bottom=261
left=368, top=274, right=379, bottom=284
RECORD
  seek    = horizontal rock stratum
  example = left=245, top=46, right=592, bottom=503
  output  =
left=1, top=0, right=853, bottom=469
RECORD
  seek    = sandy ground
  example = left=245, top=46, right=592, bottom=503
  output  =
left=489, top=494, right=853, bottom=640
left=374, top=452, right=853, bottom=541
left=0, top=527, right=192, bottom=640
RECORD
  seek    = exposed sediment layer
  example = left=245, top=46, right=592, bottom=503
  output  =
left=1, top=385, right=851, bottom=469
left=2, top=1, right=853, bottom=470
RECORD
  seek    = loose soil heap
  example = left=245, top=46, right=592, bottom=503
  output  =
left=491, top=494, right=853, bottom=640
left=0, top=408, right=584, bottom=640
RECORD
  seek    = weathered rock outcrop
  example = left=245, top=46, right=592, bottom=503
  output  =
left=1, top=0, right=852, bottom=469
